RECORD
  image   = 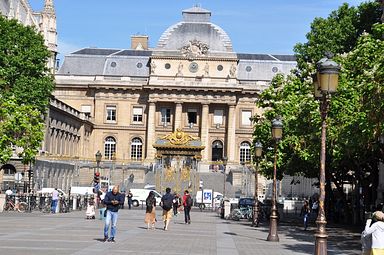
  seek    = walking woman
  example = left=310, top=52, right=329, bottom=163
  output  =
left=300, top=200, right=310, bottom=231
left=144, top=191, right=157, bottom=230
left=362, top=211, right=384, bottom=255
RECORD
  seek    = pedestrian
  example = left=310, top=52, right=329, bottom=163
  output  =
left=300, top=200, right=310, bottom=230
left=127, top=190, right=133, bottom=210
left=182, top=190, right=193, bottom=224
left=51, top=188, right=59, bottom=213
left=86, top=198, right=96, bottom=219
left=312, top=200, right=319, bottom=220
left=172, top=193, right=180, bottom=216
left=362, top=211, right=384, bottom=255
left=103, top=186, right=125, bottom=242
left=144, top=191, right=157, bottom=230
left=160, top=187, right=174, bottom=231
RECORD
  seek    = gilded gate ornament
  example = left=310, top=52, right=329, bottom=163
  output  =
left=181, top=166, right=191, bottom=181
left=161, top=128, right=197, bottom=145
left=164, top=166, right=175, bottom=182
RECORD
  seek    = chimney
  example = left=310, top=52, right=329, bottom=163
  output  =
left=131, top=35, right=149, bottom=50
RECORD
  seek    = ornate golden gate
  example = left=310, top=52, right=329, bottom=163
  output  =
left=153, top=129, right=204, bottom=195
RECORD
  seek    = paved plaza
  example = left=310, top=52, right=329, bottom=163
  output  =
left=0, top=208, right=361, bottom=255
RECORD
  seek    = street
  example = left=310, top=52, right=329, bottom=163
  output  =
left=0, top=208, right=361, bottom=255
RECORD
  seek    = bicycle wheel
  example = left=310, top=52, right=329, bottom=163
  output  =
left=18, top=202, right=27, bottom=212
left=3, top=203, right=10, bottom=211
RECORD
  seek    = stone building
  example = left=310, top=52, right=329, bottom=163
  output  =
left=50, top=6, right=296, bottom=194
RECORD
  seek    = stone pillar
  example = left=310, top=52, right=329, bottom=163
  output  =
left=174, top=103, right=183, bottom=130
left=226, top=105, right=236, bottom=162
left=200, top=104, right=210, bottom=161
left=146, top=102, right=156, bottom=161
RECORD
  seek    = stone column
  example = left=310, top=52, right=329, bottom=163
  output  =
left=146, top=102, right=156, bottom=161
left=226, top=105, right=236, bottom=162
left=174, top=102, right=183, bottom=130
left=200, top=104, right=210, bottom=161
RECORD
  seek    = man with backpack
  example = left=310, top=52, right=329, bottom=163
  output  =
left=183, top=190, right=193, bottom=224
left=161, top=187, right=174, bottom=231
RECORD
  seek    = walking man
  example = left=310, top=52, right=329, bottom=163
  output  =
left=161, top=187, right=174, bottom=231
left=51, top=188, right=59, bottom=213
left=183, top=190, right=192, bottom=224
left=103, top=186, right=125, bottom=242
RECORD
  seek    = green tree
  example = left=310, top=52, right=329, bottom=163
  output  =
left=0, top=16, right=54, bottom=164
left=252, top=1, right=383, bottom=200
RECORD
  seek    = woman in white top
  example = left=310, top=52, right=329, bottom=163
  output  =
left=362, top=211, right=384, bottom=255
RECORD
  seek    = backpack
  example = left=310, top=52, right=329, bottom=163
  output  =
left=162, top=195, right=173, bottom=211
left=186, top=195, right=193, bottom=207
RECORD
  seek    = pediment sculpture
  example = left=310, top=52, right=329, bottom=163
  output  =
left=180, top=39, right=209, bottom=57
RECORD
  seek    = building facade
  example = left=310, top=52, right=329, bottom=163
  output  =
left=54, top=7, right=296, bottom=176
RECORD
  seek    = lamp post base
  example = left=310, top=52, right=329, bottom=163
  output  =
left=267, top=214, right=279, bottom=242
left=314, top=217, right=328, bottom=255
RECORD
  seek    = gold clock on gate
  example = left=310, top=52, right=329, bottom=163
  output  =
left=189, top=62, right=198, bottom=73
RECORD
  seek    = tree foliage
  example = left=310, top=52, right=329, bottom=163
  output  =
left=252, top=1, right=383, bottom=196
left=0, top=16, right=54, bottom=164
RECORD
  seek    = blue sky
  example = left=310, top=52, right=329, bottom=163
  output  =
left=29, top=0, right=367, bottom=59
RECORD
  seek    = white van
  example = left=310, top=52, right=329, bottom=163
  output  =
left=37, top=188, right=67, bottom=198
left=70, top=186, right=95, bottom=195
left=195, top=190, right=223, bottom=207
left=130, top=189, right=162, bottom=207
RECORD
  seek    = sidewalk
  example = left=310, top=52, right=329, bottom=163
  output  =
left=0, top=208, right=361, bottom=255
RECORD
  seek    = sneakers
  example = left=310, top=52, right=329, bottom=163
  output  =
left=103, top=236, right=108, bottom=242
left=108, top=237, right=115, bottom=243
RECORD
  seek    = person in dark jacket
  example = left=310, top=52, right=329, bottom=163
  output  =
left=182, top=190, right=192, bottom=224
left=103, top=186, right=125, bottom=242
left=161, top=187, right=174, bottom=231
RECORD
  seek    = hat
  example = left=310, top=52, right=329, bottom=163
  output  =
left=373, top=211, right=384, bottom=221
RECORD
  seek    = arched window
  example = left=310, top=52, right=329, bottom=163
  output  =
left=240, top=142, right=251, bottom=163
left=212, top=140, right=223, bottom=161
left=1, top=164, right=16, bottom=175
left=104, top=136, right=116, bottom=160
left=131, top=137, right=142, bottom=160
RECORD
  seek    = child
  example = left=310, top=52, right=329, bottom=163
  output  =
left=86, top=199, right=96, bottom=219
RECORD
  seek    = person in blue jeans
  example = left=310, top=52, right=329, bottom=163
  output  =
left=300, top=200, right=310, bottom=230
left=103, top=186, right=125, bottom=242
left=51, top=188, right=59, bottom=213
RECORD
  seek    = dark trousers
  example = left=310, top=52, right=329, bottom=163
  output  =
left=184, top=206, right=191, bottom=223
left=173, top=204, right=178, bottom=215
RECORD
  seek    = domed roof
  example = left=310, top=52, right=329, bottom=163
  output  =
left=156, top=7, right=233, bottom=53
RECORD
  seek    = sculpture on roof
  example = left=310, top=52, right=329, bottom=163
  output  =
left=229, top=63, right=237, bottom=78
left=150, top=61, right=156, bottom=74
left=180, top=39, right=209, bottom=58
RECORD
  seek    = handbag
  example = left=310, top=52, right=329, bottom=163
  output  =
left=104, top=208, right=108, bottom=217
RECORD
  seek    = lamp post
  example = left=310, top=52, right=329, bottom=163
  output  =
left=314, top=55, right=340, bottom=255
left=222, top=156, right=228, bottom=197
left=110, top=152, right=116, bottom=188
left=267, top=117, right=283, bottom=242
left=253, top=141, right=262, bottom=227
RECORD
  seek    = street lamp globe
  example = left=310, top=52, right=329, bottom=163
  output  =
left=317, top=56, right=340, bottom=94
left=271, top=118, right=283, bottom=140
left=254, top=141, right=263, bottom=158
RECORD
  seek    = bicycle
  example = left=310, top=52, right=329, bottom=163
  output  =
left=3, top=199, right=27, bottom=212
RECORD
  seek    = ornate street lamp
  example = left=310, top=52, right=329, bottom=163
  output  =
left=252, top=141, right=262, bottom=227
left=222, top=156, right=228, bottom=197
left=314, top=55, right=340, bottom=255
left=267, top=117, right=283, bottom=242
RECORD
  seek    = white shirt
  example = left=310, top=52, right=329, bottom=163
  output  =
left=52, top=190, right=59, bottom=200
left=363, top=220, right=384, bottom=249
left=5, top=190, right=13, bottom=196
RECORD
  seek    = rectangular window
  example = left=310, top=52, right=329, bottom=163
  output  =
left=132, top=107, right=143, bottom=122
left=213, top=109, right=223, bottom=125
left=106, top=105, right=116, bottom=122
left=187, top=108, right=197, bottom=124
left=161, top=108, right=171, bottom=124
left=241, top=110, right=252, bottom=126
